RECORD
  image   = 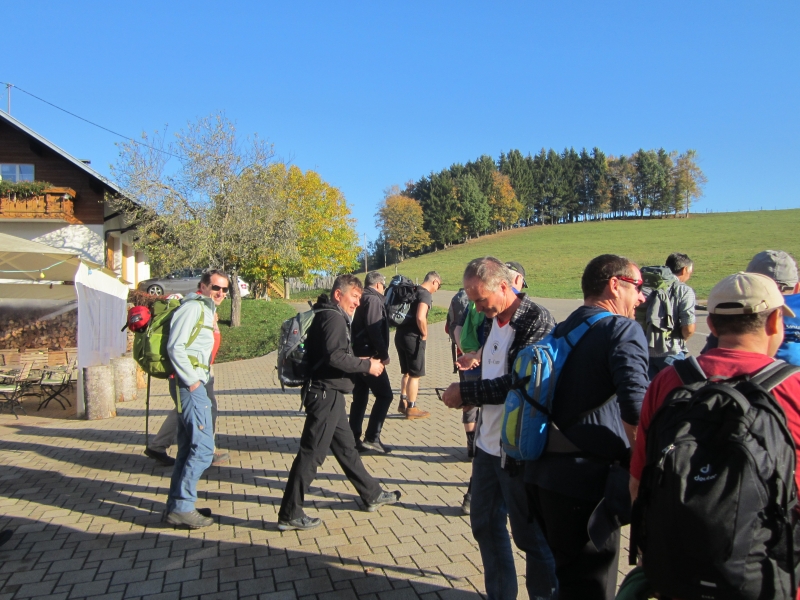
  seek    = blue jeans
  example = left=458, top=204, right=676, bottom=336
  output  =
left=471, top=448, right=558, bottom=600
left=166, top=381, right=215, bottom=513
left=648, top=351, right=686, bottom=379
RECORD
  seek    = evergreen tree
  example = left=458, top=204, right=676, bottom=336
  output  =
left=456, top=174, right=491, bottom=238
left=424, top=170, right=461, bottom=247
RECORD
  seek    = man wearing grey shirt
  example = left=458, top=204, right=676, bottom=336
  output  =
left=648, top=252, right=696, bottom=377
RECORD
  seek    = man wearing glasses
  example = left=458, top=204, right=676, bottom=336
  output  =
left=395, top=270, right=441, bottom=420
left=524, top=254, right=649, bottom=599
left=349, top=271, right=394, bottom=453
left=163, top=269, right=229, bottom=529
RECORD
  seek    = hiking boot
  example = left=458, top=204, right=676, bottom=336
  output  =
left=397, top=397, right=408, bottom=414
left=197, top=508, right=213, bottom=517
left=355, top=439, right=368, bottom=453
left=365, top=490, right=401, bottom=512
left=461, top=493, right=471, bottom=516
left=165, top=510, right=214, bottom=529
left=362, top=439, right=392, bottom=454
left=211, top=452, right=230, bottom=466
left=277, top=516, right=322, bottom=531
left=405, top=406, right=430, bottom=420
left=144, top=448, right=175, bottom=466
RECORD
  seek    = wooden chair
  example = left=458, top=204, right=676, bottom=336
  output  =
left=47, top=351, right=67, bottom=367
left=20, top=350, right=49, bottom=372
left=0, top=350, right=20, bottom=369
left=0, top=362, right=32, bottom=419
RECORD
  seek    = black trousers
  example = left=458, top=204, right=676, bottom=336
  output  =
left=279, top=384, right=383, bottom=521
left=349, top=370, right=394, bottom=442
left=527, top=484, right=620, bottom=600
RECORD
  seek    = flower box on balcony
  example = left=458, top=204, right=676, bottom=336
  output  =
left=0, top=187, right=78, bottom=222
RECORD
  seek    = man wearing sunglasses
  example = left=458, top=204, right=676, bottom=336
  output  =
left=524, top=254, right=649, bottom=600
left=163, top=269, right=229, bottom=529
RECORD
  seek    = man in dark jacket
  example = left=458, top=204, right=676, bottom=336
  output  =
left=349, top=271, right=394, bottom=453
left=525, top=254, right=649, bottom=600
left=278, top=274, right=401, bottom=531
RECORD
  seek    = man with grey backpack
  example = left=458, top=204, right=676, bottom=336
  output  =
left=637, top=252, right=696, bottom=378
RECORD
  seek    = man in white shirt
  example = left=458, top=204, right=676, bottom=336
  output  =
left=441, top=257, right=557, bottom=600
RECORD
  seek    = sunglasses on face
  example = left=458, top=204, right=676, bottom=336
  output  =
left=615, top=276, right=643, bottom=292
left=211, top=284, right=229, bottom=293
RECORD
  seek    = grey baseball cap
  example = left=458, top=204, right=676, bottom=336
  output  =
left=747, top=250, right=799, bottom=289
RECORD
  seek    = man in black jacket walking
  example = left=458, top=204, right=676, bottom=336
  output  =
left=278, top=274, right=401, bottom=531
left=349, top=271, right=394, bottom=453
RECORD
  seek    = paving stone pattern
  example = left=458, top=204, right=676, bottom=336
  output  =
left=0, top=303, right=633, bottom=600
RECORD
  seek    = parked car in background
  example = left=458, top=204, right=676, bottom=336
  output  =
left=138, top=269, right=250, bottom=297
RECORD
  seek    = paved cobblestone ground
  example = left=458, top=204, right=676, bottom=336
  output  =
left=0, top=299, right=634, bottom=600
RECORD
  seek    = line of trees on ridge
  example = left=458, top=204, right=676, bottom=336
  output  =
left=370, top=148, right=706, bottom=266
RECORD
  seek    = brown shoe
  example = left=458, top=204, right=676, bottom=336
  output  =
left=397, top=397, right=408, bottom=414
left=405, top=406, right=430, bottom=420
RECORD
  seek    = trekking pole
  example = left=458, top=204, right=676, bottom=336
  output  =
left=145, top=374, right=151, bottom=446
left=451, top=341, right=458, bottom=374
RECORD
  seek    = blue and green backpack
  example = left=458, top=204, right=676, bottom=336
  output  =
left=501, top=311, right=613, bottom=460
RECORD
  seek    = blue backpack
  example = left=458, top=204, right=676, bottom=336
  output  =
left=501, top=311, right=613, bottom=460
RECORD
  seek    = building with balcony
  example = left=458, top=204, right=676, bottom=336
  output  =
left=0, top=111, right=149, bottom=287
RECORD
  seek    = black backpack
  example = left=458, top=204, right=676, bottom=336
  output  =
left=632, top=357, right=800, bottom=600
left=384, top=275, right=417, bottom=327
left=276, top=307, right=338, bottom=389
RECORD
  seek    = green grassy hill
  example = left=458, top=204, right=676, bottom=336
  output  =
left=375, top=209, right=800, bottom=299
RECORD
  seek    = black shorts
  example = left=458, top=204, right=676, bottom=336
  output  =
left=395, top=332, right=426, bottom=377
left=462, top=406, right=479, bottom=424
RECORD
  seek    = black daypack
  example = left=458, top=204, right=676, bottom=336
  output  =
left=632, top=357, right=800, bottom=600
left=276, top=307, right=338, bottom=389
left=384, top=275, right=417, bottom=327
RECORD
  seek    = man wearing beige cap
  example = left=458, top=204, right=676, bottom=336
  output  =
left=629, top=272, right=800, bottom=597
left=703, top=250, right=800, bottom=365
left=631, top=270, right=800, bottom=502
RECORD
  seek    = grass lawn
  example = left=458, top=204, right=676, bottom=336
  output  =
left=428, top=305, right=447, bottom=324
left=213, top=297, right=447, bottom=363
left=286, top=288, right=328, bottom=301
left=373, top=209, right=800, bottom=299
left=215, top=297, right=296, bottom=363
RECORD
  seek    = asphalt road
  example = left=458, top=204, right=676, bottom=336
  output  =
left=432, top=289, right=710, bottom=357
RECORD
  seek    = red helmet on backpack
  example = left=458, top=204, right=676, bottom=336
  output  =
left=126, top=305, right=151, bottom=332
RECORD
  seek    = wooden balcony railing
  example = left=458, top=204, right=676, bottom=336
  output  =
left=0, top=187, right=78, bottom=222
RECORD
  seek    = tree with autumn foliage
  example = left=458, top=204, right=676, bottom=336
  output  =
left=673, top=149, right=707, bottom=216
left=241, top=164, right=360, bottom=296
left=488, top=171, right=522, bottom=229
left=376, top=189, right=431, bottom=261
left=110, top=113, right=293, bottom=326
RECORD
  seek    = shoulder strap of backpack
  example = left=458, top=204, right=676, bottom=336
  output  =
left=187, top=299, right=215, bottom=349
left=749, top=360, right=800, bottom=391
left=552, top=311, right=615, bottom=430
left=672, top=355, right=707, bottom=385
left=564, top=310, right=614, bottom=347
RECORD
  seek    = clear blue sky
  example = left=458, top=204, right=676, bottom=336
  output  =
left=4, top=2, right=798, bottom=241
